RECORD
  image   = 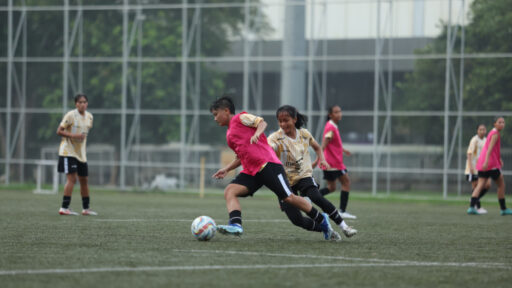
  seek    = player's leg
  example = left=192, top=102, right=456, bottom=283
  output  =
left=468, top=176, right=486, bottom=214
left=476, top=177, right=490, bottom=214
left=301, top=183, right=357, bottom=238
left=58, top=157, right=79, bottom=215
left=258, top=163, right=333, bottom=239
left=280, top=200, right=322, bottom=232
left=77, top=162, right=96, bottom=216
left=339, top=172, right=356, bottom=219
left=495, top=173, right=511, bottom=215
left=217, top=179, right=254, bottom=236
left=319, top=171, right=337, bottom=196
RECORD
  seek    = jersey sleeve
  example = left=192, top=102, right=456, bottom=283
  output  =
left=267, top=132, right=279, bottom=152
left=301, top=129, right=314, bottom=146
left=239, top=113, right=263, bottom=128
left=89, top=113, right=94, bottom=129
left=467, top=137, right=477, bottom=154
left=324, top=130, right=333, bottom=139
left=59, top=111, right=74, bottom=128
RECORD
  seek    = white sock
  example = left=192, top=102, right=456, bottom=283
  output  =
left=339, top=220, right=348, bottom=230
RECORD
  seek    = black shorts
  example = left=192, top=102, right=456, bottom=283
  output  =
left=58, top=156, right=88, bottom=177
left=230, top=162, right=293, bottom=200
left=478, top=169, right=501, bottom=180
left=465, top=174, right=478, bottom=182
left=323, top=169, right=348, bottom=181
left=291, top=177, right=319, bottom=197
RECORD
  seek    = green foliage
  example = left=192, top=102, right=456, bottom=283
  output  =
left=396, top=0, right=512, bottom=146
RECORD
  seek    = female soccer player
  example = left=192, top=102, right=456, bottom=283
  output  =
left=318, top=105, right=356, bottom=219
left=57, top=94, right=97, bottom=216
left=210, top=96, right=334, bottom=240
left=465, top=124, right=491, bottom=213
left=268, top=105, right=357, bottom=239
left=467, top=117, right=512, bottom=215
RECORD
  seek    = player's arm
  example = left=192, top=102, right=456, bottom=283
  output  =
left=212, top=157, right=241, bottom=179
left=482, top=134, right=498, bottom=170
left=466, top=139, right=476, bottom=174
left=467, top=153, right=474, bottom=173
left=250, top=120, right=267, bottom=144
left=311, top=138, right=330, bottom=169
left=343, top=148, right=352, bottom=156
left=56, top=115, right=84, bottom=140
left=321, top=132, right=332, bottom=151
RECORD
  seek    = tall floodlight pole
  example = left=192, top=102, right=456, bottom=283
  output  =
left=281, top=0, right=306, bottom=110
left=372, top=0, right=381, bottom=196
left=120, top=0, right=129, bottom=189
left=179, top=0, right=188, bottom=189
left=443, top=0, right=453, bottom=198
left=5, top=0, right=13, bottom=184
left=457, top=0, right=465, bottom=196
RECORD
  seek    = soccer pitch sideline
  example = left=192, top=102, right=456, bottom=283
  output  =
left=0, top=189, right=511, bottom=288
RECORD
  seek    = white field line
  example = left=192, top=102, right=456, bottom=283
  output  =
left=0, top=263, right=464, bottom=276
left=174, top=249, right=512, bottom=269
left=1, top=261, right=509, bottom=276
left=2, top=250, right=510, bottom=276
left=93, top=218, right=290, bottom=223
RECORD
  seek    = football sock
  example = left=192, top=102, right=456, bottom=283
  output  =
left=228, top=210, right=242, bottom=226
left=61, top=196, right=71, bottom=209
left=305, top=218, right=323, bottom=232
left=499, top=198, right=507, bottom=210
left=306, top=207, right=324, bottom=225
left=82, top=197, right=90, bottom=210
left=340, top=190, right=349, bottom=212
left=477, top=189, right=488, bottom=208
left=319, top=188, right=330, bottom=196
left=329, top=209, right=342, bottom=225
left=469, top=197, right=478, bottom=208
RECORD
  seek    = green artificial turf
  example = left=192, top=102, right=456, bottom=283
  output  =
left=0, top=189, right=511, bottom=288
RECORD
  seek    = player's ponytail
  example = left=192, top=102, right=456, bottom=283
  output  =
left=276, top=105, right=308, bottom=129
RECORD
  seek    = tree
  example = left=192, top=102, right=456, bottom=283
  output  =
left=395, top=0, right=512, bottom=146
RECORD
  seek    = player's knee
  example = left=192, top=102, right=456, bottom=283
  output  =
left=67, top=175, right=77, bottom=185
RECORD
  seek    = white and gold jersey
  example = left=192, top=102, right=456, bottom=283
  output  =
left=58, top=109, right=93, bottom=163
left=267, top=128, right=314, bottom=186
left=464, top=134, right=485, bottom=174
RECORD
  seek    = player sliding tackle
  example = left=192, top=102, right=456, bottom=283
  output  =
left=267, top=105, right=357, bottom=239
left=210, top=96, right=337, bottom=240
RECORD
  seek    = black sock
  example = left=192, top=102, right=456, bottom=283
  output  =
left=329, top=209, right=342, bottom=225
left=340, top=190, right=349, bottom=212
left=82, top=197, right=90, bottom=210
left=469, top=197, right=478, bottom=208
left=228, top=210, right=242, bottom=226
left=475, top=189, right=489, bottom=208
left=61, top=196, right=71, bottom=209
left=319, top=188, right=330, bottom=196
left=306, top=207, right=324, bottom=225
left=499, top=198, right=507, bottom=210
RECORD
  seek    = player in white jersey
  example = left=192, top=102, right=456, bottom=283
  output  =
left=465, top=124, right=491, bottom=214
left=56, top=94, right=97, bottom=216
left=268, top=105, right=357, bottom=240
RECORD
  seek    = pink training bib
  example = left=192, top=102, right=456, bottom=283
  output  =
left=476, top=128, right=501, bottom=171
left=322, top=121, right=346, bottom=171
left=226, top=112, right=281, bottom=176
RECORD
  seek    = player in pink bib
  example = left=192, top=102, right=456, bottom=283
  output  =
left=467, top=117, right=511, bottom=215
left=318, top=105, right=356, bottom=219
left=210, top=96, right=335, bottom=239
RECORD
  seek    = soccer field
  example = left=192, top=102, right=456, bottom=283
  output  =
left=1, top=189, right=511, bottom=287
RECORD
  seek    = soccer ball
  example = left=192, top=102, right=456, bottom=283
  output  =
left=191, top=216, right=216, bottom=241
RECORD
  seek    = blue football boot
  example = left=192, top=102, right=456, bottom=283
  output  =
left=319, top=213, right=333, bottom=240
left=217, top=223, right=243, bottom=236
